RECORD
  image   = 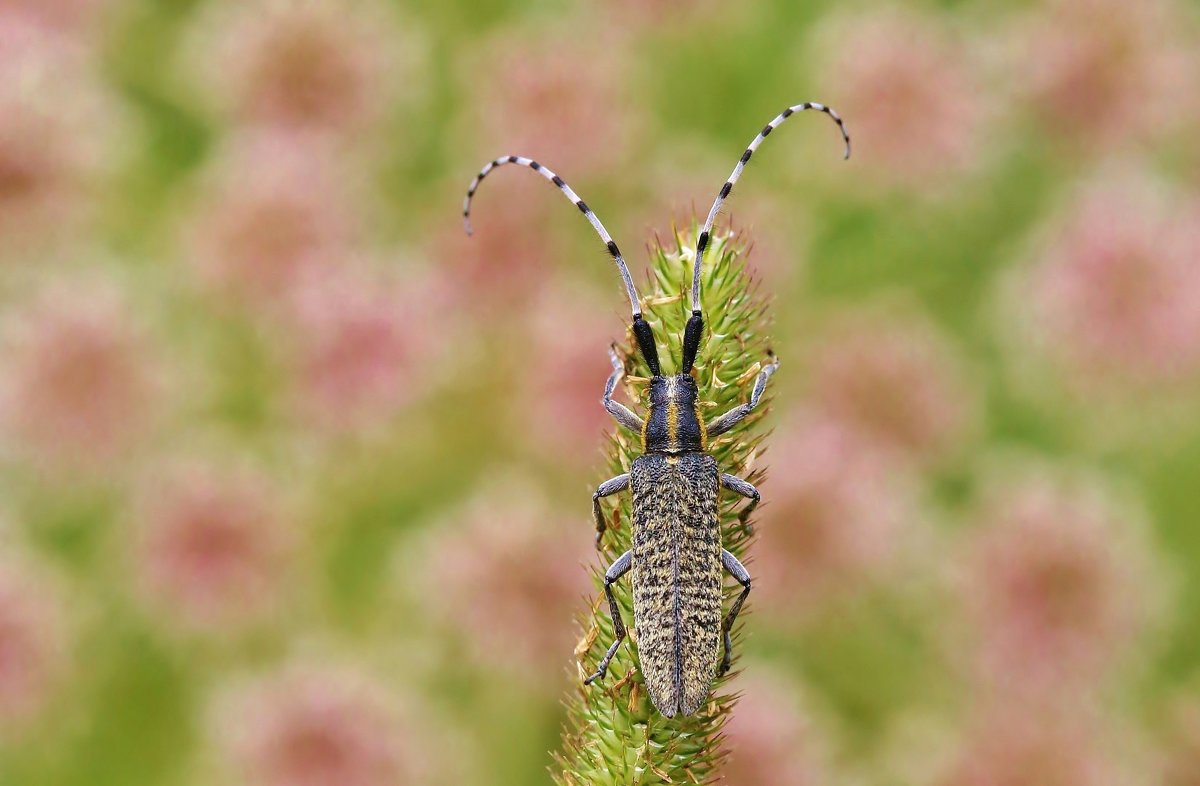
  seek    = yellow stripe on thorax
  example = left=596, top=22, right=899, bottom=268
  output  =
left=640, top=407, right=649, bottom=452
left=666, top=376, right=680, bottom=451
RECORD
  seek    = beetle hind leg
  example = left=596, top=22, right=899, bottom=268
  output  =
left=584, top=549, right=632, bottom=686
left=718, top=549, right=752, bottom=677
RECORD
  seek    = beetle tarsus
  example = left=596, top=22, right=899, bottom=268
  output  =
left=584, top=658, right=611, bottom=685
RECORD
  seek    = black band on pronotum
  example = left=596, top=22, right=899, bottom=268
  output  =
left=633, top=315, right=661, bottom=376
left=681, top=311, right=704, bottom=374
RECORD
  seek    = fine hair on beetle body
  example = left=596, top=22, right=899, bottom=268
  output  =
left=463, top=103, right=850, bottom=718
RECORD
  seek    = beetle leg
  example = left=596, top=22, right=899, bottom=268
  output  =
left=718, top=549, right=752, bottom=677
left=584, top=549, right=633, bottom=686
left=592, top=474, right=630, bottom=547
left=720, top=473, right=762, bottom=536
left=705, top=354, right=779, bottom=437
left=603, top=345, right=644, bottom=432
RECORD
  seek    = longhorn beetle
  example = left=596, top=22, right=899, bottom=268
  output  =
left=464, top=104, right=850, bottom=718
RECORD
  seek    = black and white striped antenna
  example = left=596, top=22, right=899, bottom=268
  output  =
left=463, top=156, right=642, bottom=319
left=691, top=103, right=851, bottom=313
left=464, top=155, right=663, bottom=375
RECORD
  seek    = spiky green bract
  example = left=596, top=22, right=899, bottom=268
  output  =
left=554, top=227, right=773, bottom=786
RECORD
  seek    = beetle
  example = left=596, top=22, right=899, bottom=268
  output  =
left=463, top=104, right=850, bottom=717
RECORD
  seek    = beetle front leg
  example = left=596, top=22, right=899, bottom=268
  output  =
left=705, top=354, right=779, bottom=437
left=718, top=549, right=752, bottom=677
left=603, top=345, right=643, bottom=432
left=584, top=549, right=632, bottom=686
left=720, top=473, right=762, bottom=535
left=592, top=473, right=630, bottom=547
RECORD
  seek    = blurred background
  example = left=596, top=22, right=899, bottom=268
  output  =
left=1, top=0, right=1200, bottom=783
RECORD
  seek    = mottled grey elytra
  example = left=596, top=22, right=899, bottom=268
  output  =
left=463, top=104, right=850, bottom=717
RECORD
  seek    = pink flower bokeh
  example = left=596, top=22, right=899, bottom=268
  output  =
left=1013, top=0, right=1197, bottom=152
left=134, top=462, right=291, bottom=629
left=0, top=0, right=112, bottom=38
left=0, top=557, right=66, bottom=726
left=415, top=476, right=592, bottom=681
left=0, top=282, right=157, bottom=469
left=959, top=474, right=1153, bottom=695
left=436, top=173, right=557, bottom=315
left=0, top=0, right=112, bottom=35
left=721, top=670, right=829, bottom=786
left=471, top=30, right=636, bottom=177
left=805, top=310, right=977, bottom=468
left=815, top=9, right=990, bottom=189
left=190, top=0, right=401, bottom=138
left=513, top=282, right=623, bottom=467
left=184, top=135, right=357, bottom=309
left=755, top=415, right=913, bottom=616
left=1021, top=172, right=1200, bottom=390
left=218, top=664, right=425, bottom=786
left=939, top=703, right=1134, bottom=786
left=284, top=263, right=443, bottom=434
left=0, top=16, right=113, bottom=247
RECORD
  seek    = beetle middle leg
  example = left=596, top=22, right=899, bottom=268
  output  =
left=721, top=473, right=762, bottom=535
left=705, top=354, right=779, bottom=437
left=603, top=345, right=643, bottom=432
left=718, top=549, right=752, bottom=677
left=584, top=549, right=632, bottom=686
left=592, top=473, right=630, bottom=546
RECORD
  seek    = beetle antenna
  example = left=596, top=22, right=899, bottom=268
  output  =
left=464, top=156, right=642, bottom=319
left=690, top=103, right=851, bottom=314
left=464, top=155, right=661, bottom=375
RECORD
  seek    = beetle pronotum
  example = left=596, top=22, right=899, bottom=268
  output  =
left=464, top=104, right=850, bottom=717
